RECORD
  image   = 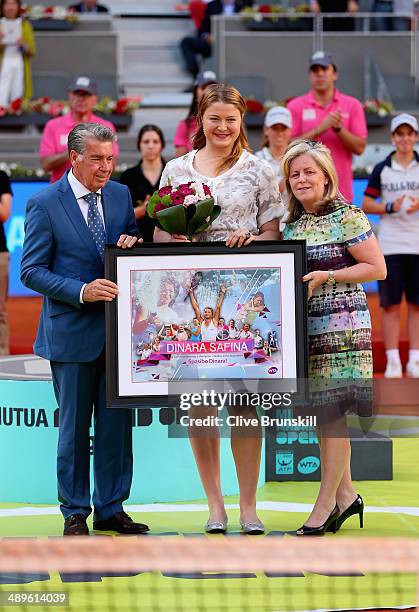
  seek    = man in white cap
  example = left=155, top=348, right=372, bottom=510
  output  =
left=40, top=76, right=119, bottom=183
left=287, top=51, right=367, bottom=202
left=362, top=113, right=419, bottom=378
left=255, top=106, right=292, bottom=212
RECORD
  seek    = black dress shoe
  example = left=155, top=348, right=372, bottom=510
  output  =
left=296, top=505, right=339, bottom=536
left=63, top=514, right=89, bottom=536
left=93, top=511, right=149, bottom=534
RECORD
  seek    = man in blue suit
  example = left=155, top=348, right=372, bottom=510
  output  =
left=21, top=123, right=149, bottom=536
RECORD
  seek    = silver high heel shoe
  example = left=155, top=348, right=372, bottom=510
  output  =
left=240, top=519, right=265, bottom=535
left=205, top=518, right=228, bottom=534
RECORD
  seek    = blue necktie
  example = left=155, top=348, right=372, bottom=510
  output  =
left=84, top=192, right=106, bottom=260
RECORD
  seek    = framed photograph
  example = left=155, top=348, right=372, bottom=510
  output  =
left=105, top=241, right=308, bottom=408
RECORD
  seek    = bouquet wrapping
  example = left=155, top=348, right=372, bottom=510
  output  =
left=146, top=181, right=221, bottom=240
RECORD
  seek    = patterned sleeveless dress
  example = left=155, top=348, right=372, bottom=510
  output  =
left=283, top=201, right=373, bottom=420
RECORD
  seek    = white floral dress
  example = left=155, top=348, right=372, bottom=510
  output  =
left=159, top=150, right=284, bottom=241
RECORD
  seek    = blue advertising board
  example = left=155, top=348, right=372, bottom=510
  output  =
left=5, top=179, right=376, bottom=297
left=353, top=178, right=379, bottom=293
left=5, top=181, right=49, bottom=297
left=0, top=359, right=264, bottom=503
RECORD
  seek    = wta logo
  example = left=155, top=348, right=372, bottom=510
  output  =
left=268, top=367, right=278, bottom=375
left=297, top=456, right=320, bottom=475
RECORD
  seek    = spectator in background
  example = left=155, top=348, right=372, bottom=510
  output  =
left=287, top=51, right=367, bottom=202
left=180, top=0, right=252, bottom=90
left=372, top=0, right=394, bottom=29
left=362, top=113, right=419, bottom=379
left=69, top=0, right=108, bottom=13
left=119, top=124, right=166, bottom=243
left=0, top=169, right=12, bottom=355
left=255, top=106, right=292, bottom=214
left=0, top=0, right=35, bottom=107
left=309, top=0, right=358, bottom=30
left=393, top=0, right=413, bottom=30
left=176, top=1, right=207, bottom=30
left=40, top=76, right=118, bottom=183
left=372, top=0, right=412, bottom=31
left=174, top=70, right=218, bottom=156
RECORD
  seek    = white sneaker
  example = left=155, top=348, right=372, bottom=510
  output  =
left=384, top=360, right=403, bottom=378
left=406, top=360, right=419, bottom=378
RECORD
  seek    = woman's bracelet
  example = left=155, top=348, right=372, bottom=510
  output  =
left=385, top=202, right=395, bottom=214
left=325, top=270, right=336, bottom=286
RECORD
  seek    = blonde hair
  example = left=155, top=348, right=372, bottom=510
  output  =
left=281, top=140, right=345, bottom=223
left=192, top=83, right=250, bottom=174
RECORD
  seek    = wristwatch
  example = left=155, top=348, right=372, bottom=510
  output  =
left=326, top=270, right=336, bottom=286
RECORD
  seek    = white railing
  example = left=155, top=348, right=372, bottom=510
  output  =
left=214, top=12, right=418, bottom=104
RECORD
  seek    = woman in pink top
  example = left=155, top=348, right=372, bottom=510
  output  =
left=174, top=70, right=217, bottom=157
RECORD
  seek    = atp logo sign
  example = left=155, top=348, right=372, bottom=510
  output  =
left=275, top=451, right=294, bottom=475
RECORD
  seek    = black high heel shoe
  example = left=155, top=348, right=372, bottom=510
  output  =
left=296, top=505, right=339, bottom=536
left=333, top=494, right=364, bottom=532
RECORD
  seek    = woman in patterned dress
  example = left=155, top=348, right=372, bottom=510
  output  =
left=282, top=140, right=386, bottom=535
left=154, top=84, right=283, bottom=534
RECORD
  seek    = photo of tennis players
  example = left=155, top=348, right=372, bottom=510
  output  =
left=131, top=267, right=283, bottom=382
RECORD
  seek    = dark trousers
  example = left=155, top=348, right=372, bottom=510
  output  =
left=372, top=1, right=410, bottom=31
left=323, top=16, right=355, bottom=31
left=181, top=36, right=212, bottom=78
left=51, top=351, right=133, bottom=521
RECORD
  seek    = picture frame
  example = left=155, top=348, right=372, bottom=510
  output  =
left=105, top=241, right=308, bottom=409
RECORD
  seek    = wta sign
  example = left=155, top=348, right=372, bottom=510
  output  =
left=297, top=456, right=320, bottom=475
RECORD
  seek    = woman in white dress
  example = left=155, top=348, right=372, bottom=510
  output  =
left=188, top=284, right=225, bottom=341
left=254, top=329, right=263, bottom=349
left=228, top=319, right=239, bottom=339
left=239, top=323, right=254, bottom=339
left=0, top=0, right=35, bottom=106
left=154, top=83, right=283, bottom=534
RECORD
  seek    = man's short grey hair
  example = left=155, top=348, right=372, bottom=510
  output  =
left=67, top=122, right=116, bottom=155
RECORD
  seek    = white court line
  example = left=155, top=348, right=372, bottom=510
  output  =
left=1, top=501, right=419, bottom=518
left=291, top=608, right=414, bottom=612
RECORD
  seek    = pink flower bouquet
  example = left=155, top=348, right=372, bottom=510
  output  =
left=146, top=181, right=220, bottom=240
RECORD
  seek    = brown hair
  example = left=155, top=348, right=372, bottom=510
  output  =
left=0, top=0, right=21, bottom=17
left=261, top=133, right=269, bottom=149
left=192, top=83, right=250, bottom=174
left=281, top=140, right=345, bottom=223
left=184, top=80, right=216, bottom=135
left=137, top=124, right=165, bottom=150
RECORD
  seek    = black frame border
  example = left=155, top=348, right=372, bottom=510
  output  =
left=105, top=240, right=308, bottom=409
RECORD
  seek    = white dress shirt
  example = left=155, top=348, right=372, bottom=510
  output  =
left=67, top=170, right=105, bottom=303
left=67, top=169, right=105, bottom=225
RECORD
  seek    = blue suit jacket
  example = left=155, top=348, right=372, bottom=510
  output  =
left=20, top=173, right=138, bottom=362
